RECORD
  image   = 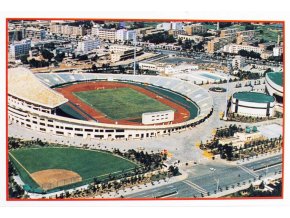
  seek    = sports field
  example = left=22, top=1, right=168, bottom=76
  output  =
left=9, top=147, right=138, bottom=191
left=73, top=87, right=173, bottom=120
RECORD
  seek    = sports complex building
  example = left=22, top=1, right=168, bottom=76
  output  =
left=231, top=91, right=276, bottom=117
left=265, top=71, right=283, bottom=104
left=8, top=67, right=213, bottom=140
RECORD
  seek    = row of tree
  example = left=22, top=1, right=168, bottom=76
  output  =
left=238, top=49, right=261, bottom=59
left=142, top=32, right=176, bottom=44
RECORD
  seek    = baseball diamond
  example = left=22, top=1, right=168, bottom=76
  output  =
left=9, top=147, right=138, bottom=192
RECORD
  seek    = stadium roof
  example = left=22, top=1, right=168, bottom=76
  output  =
left=233, top=92, right=275, bottom=103
left=267, top=72, right=283, bottom=87
left=8, top=67, right=68, bottom=108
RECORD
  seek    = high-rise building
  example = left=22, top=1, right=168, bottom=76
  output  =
left=94, top=28, right=117, bottom=41
left=184, top=24, right=207, bottom=35
left=116, top=29, right=136, bottom=41
left=25, top=27, right=47, bottom=40
left=207, top=36, right=235, bottom=53
left=273, top=46, right=283, bottom=56
left=50, top=24, right=85, bottom=36
left=232, top=55, right=246, bottom=69
left=8, top=28, right=26, bottom=42
left=77, top=37, right=100, bottom=53
left=220, top=28, right=238, bottom=37
left=10, top=39, right=31, bottom=59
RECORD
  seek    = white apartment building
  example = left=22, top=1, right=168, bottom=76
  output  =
left=273, top=46, right=283, bottom=56
left=77, top=37, right=100, bottom=53
left=10, top=39, right=31, bottom=59
left=94, top=28, right=116, bottom=42
left=232, top=55, right=246, bottom=69
left=171, top=22, right=183, bottom=30
left=157, top=22, right=183, bottom=31
left=223, top=43, right=265, bottom=54
left=116, top=29, right=136, bottom=41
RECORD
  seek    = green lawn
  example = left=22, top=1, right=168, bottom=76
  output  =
left=255, top=25, right=283, bottom=43
left=73, top=87, right=173, bottom=120
left=9, top=147, right=138, bottom=190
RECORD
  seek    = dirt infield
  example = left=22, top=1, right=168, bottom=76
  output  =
left=55, top=81, right=190, bottom=125
left=31, top=169, right=82, bottom=190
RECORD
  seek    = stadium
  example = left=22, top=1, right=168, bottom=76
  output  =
left=231, top=91, right=276, bottom=117
left=8, top=67, right=214, bottom=140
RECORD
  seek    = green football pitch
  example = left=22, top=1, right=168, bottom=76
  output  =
left=9, top=147, right=138, bottom=190
left=73, top=87, right=173, bottom=120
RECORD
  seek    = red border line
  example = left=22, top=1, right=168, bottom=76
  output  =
left=6, top=18, right=285, bottom=201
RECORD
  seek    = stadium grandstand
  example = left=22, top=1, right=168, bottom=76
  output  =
left=8, top=67, right=214, bottom=140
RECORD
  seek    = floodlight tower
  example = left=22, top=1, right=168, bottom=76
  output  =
left=133, top=33, right=137, bottom=75
left=223, top=59, right=231, bottom=120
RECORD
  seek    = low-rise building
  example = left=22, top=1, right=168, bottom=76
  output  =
left=234, top=131, right=263, bottom=142
left=168, top=29, right=187, bottom=36
left=219, top=137, right=244, bottom=148
left=142, top=110, right=174, bottom=125
left=261, top=51, right=273, bottom=60
left=163, top=64, right=199, bottom=74
left=223, top=43, right=265, bottom=54
left=109, top=45, right=143, bottom=62
left=177, top=34, right=204, bottom=43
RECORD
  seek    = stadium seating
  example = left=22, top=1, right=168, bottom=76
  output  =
left=35, top=72, right=213, bottom=117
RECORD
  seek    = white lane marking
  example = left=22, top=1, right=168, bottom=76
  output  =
left=182, top=180, right=207, bottom=195
left=238, top=165, right=259, bottom=178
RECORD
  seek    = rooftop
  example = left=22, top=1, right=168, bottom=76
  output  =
left=267, top=71, right=283, bottom=87
left=8, top=67, right=68, bottom=108
left=233, top=91, right=275, bottom=103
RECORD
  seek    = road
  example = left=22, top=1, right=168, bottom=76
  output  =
left=124, top=154, right=282, bottom=198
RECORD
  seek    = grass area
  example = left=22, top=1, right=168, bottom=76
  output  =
left=136, top=83, right=199, bottom=119
left=204, top=24, right=218, bottom=30
left=73, top=87, right=173, bottom=120
left=255, top=25, right=283, bottom=43
left=9, top=147, right=138, bottom=190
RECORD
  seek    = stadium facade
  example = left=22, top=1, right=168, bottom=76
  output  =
left=8, top=68, right=213, bottom=140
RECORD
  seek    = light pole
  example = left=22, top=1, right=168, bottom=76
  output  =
left=133, top=34, right=136, bottom=75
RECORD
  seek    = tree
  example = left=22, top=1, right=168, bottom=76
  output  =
left=245, top=25, right=255, bottom=30
left=20, top=55, right=29, bottom=64
left=54, top=52, right=65, bottom=62
left=41, top=49, right=54, bottom=61
left=92, top=64, right=97, bottom=72
left=142, top=31, right=176, bottom=44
